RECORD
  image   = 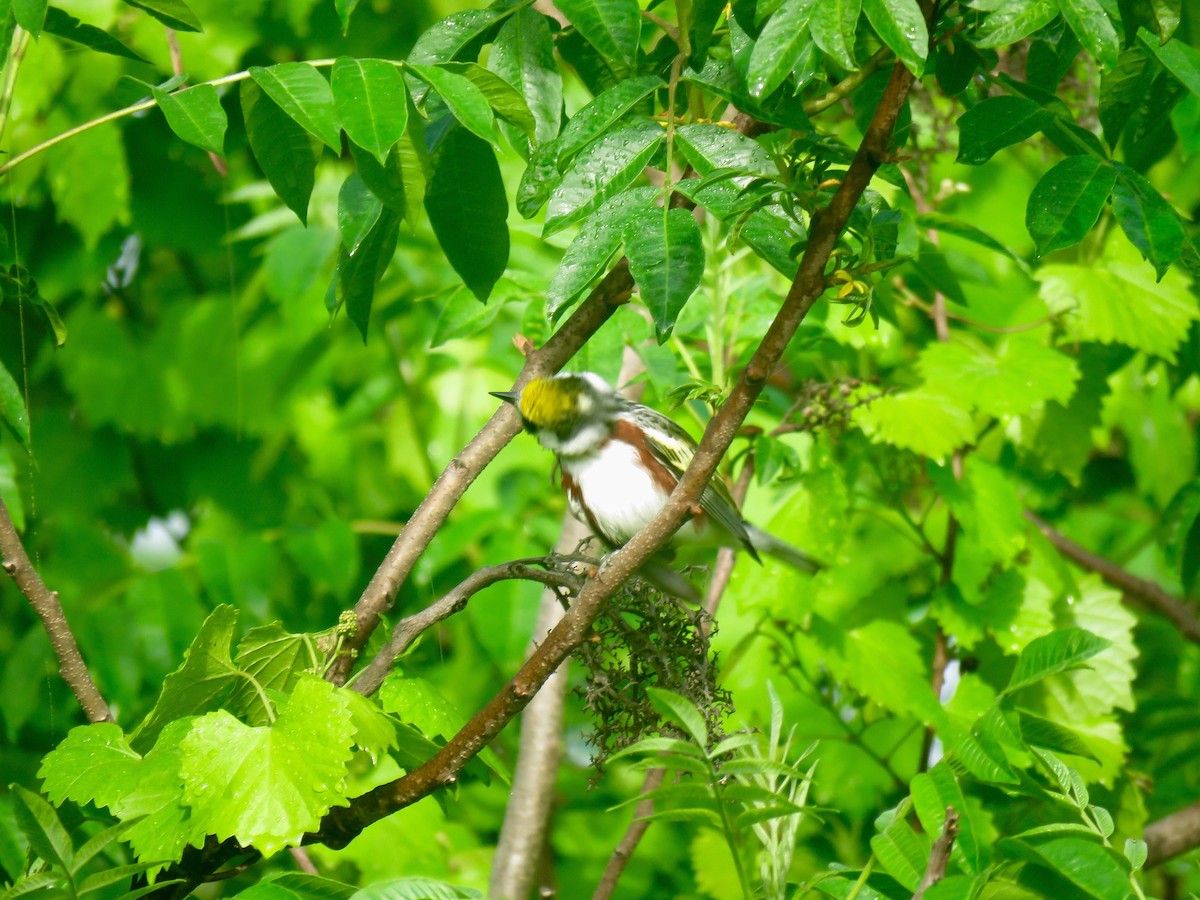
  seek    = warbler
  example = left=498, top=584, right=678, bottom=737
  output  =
left=492, top=372, right=821, bottom=599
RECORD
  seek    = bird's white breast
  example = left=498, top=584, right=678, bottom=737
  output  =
left=562, top=441, right=704, bottom=545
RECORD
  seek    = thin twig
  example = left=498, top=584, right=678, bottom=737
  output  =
left=912, top=807, right=959, bottom=899
left=351, top=559, right=582, bottom=696
left=288, top=847, right=318, bottom=875
left=592, top=768, right=667, bottom=900
left=1025, top=511, right=1200, bottom=645
left=702, top=456, right=755, bottom=628
left=1145, top=798, right=1200, bottom=868
left=0, top=498, right=113, bottom=723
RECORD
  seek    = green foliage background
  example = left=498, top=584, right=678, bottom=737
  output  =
left=0, top=0, right=1198, bottom=897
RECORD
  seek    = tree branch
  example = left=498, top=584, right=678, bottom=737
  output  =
left=1024, top=511, right=1200, bottom=645
left=913, top=807, right=959, bottom=899
left=1146, top=798, right=1200, bottom=868
left=350, top=558, right=583, bottom=697
left=592, top=767, right=667, bottom=900
left=0, top=498, right=113, bottom=723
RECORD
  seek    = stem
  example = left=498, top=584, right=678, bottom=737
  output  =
left=0, top=26, right=31, bottom=147
left=712, top=760, right=754, bottom=899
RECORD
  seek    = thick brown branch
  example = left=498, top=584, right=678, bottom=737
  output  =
left=351, top=558, right=582, bottom=697
left=326, top=263, right=634, bottom=683
left=1146, top=799, right=1200, bottom=868
left=1025, top=511, right=1200, bottom=645
left=913, top=807, right=959, bottom=899
left=0, top=498, right=113, bottom=723
left=314, top=8, right=932, bottom=850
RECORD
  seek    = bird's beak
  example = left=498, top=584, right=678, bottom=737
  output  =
left=490, top=390, right=520, bottom=406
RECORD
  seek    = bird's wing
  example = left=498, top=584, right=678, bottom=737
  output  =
left=627, top=405, right=757, bottom=555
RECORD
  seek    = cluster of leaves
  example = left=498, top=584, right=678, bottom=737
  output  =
left=0, top=0, right=1198, bottom=896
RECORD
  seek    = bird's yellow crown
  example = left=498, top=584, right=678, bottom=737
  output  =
left=519, top=377, right=582, bottom=429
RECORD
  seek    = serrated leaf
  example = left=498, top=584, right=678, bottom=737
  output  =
left=646, top=687, right=708, bottom=746
left=1036, top=256, right=1199, bottom=362
left=488, top=9, right=562, bottom=149
left=409, top=65, right=497, bottom=148
left=133, top=605, right=242, bottom=748
left=1110, top=162, right=1185, bottom=279
left=544, top=121, right=662, bottom=235
left=121, top=0, right=200, bottom=31
left=1026, top=156, right=1116, bottom=255
left=241, top=80, right=319, bottom=225
left=555, top=75, right=663, bottom=163
left=624, top=206, right=705, bottom=342
left=917, top=337, right=1080, bottom=418
left=0, top=360, right=29, bottom=449
left=180, top=676, right=355, bottom=856
left=747, top=0, right=818, bottom=99
left=1006, top=628, right=1112, bottom=694
left=228, top=624, right=312, bottom=724
left=546, top=187, right=657, bottom=320
left=425, top=127, right=508, bottom=302
left=956, top=96, right=1054, bottom=165
left=861, top=0, right=927, bottom=76
left=337, top=207, right=400, bottom=342
left=153, top=85, right=226, bottom=157
left=1058, top=0, right=1120, bottom=71
left=38, top=723, right=141, bottom=810
left=43, top=8, right=147, bottom=62
left=12, top=786, right=72, bottom=873
left=811, top=0, right=860, bottom=70
left=331, top=58, right=408, bottom=165
left=118, top=720, right=193, bottom=875
left=250, top=63, right=343, bottom=151
left=554, top=0, right=641, bottom=71
left=853, top=389, right=975, bottom=460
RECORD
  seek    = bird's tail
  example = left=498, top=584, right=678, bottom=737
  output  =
left=745, top=525, right=823, bottom=573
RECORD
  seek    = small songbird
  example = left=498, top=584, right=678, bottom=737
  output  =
left=491, top=372, right=821, bottom=598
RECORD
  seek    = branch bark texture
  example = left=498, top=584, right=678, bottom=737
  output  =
left=913, top=807, right=959, bottom=899
left=0, top=498, right=113, bottom=723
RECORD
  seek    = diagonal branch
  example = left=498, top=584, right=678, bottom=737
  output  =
left=1145, top=798, right=1200, bottom=868
left=1025, top=511, right=1200, bottom=645
left=0, top=498, right=113, bottom=724
left=913, top=807, right=959, bottom=899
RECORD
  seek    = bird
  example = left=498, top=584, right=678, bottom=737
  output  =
left=491, top=371, right=821, bottom=600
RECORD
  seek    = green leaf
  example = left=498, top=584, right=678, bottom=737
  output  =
left=1124, top=838, right=1147, bottom=872
left=1099, top=49, right=1155, bottom=147
left=674, top=122, right=777, bottom=180
left=916, top=212, right=1031, bottom=272
left=78, top=862, right=163, bottom=895
left=917, top=337, right=1080, bottom=418
left=1163, top=478, right=1200, bottom=595
left=1018, top=711, right=1101, bottom=762
left=351, top=877, right=482, bottom=899
left=554, top=0, right=641, bottom=72
left=337, top=208, right=400, bottom=342
left=1009, top=837, right=1131, bottom=900
left=235, top=872, right=357, bottom=899
left=121, top=0, right=201, bottom=32
left=1109, top=162, right=1185, bottom=279
left=928, top=457, right=1027, bottom=568
left=180, top=675, right=356, bottom=856
left=546, top=186, right=657, bottom=320
left=241, top=80, right=319, bottom=225
left=348, top=142, right=407, bottom=219
left=488, top=8, right=562, bottom=149
left=1026, top=156, right=1116, bottom=255
left=624, top=206, right=705, bottom=341
left=554, top=75, right=663, bottom=163
left=515, top=144, right=561, bottom=218
left=334, top=0, right=359, bottom=34
left=331, top=58, right=408, bottom=165
left=1036, top=255, right=1198, bottom=362
left=38, top=723, right=141, bottom=810
left=544, top=120, right=661, bottom=235
left=13, top=0, right=48, bottom=35
left=153, top=85, right=226, bottom=157
left=853, top=389, right=975, bottom=460
left=71, top=819, right=138, bottom=874
left=811, top=0, right=860, bottom=70
left=1058, top=0, right=1121, bottom=71
left=132, top=605, right=241, bottom=748
left=337, top=172, right=383, bottom=255
left=408, top=64, right=498, bottom=148
left=228, top=623, right=312, bottom=723
left=861, top=0, right=928, bottom=76
left=43, top=8, right=147, bottom=62
left=250, top=63, right=342, bottom=151
left=974, top=0, right=1058, bottom=48
left=11, top=786, right=72, bottom=872
left=424, top=127, right=509, bottom=302
left=646, top=687, right=708, bottom=746
left=910, top=763, right=987, bottom=874
left=407, top=8, right=504, bottom=72
left=0, top=360, right=29, bottom=449
left=430, top=284, right=508, bottom=347
left=1006, top=628, right=1112, bottom=694
left=956, top=96, right=1054, bottom=165
left=870, top=806, right=928, bottom=891
left=1138, top=30, right=1200, bottom=98
left=117, top=720, right=194, bottom=875
left=747, top=0, right=818, bottom=99
left=46, top=112, right=129, bottom=251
